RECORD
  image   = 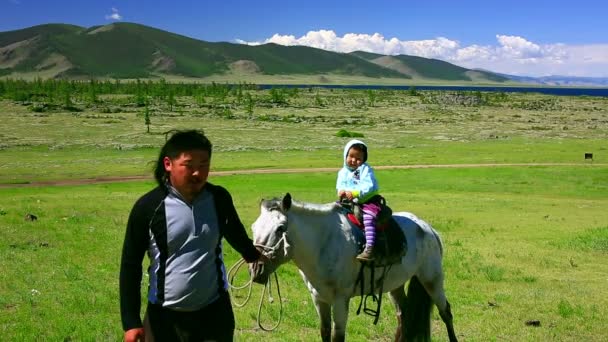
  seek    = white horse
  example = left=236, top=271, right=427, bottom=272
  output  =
left=249, top=193, right=457, bottom=342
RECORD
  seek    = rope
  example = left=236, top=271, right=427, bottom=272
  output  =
left=257, top=272, right=283, bottom=331
left=227, top=257, right=254, bottom=308
left=227, top=232, right=289, bottom=330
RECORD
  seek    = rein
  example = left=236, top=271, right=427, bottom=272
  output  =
left=227, top=233, right=289, bottom=331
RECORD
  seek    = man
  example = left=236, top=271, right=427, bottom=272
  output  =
left=120, top=130, right=265, bottom=341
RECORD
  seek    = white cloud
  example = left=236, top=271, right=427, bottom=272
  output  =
left=105, top=7, right=122, bottom=21
left=237, top=30, right=608, bottom=77
left=496, top=35, right=543, bottom=59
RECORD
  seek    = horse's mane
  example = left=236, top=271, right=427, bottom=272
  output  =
left=291, top=199, right=340, bottom=215
left=262, top=197, right=340, bottom=215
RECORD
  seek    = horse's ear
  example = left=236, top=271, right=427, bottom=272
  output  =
left=282, top=193, right=292, bottom=211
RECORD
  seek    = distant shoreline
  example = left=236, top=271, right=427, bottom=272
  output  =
left=2, top=163, right=605, bottom=189
left=257, top=84, right=608, bottom=97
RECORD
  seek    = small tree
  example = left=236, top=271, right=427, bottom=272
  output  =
left=269, top=87, right=287, bottom=105
left=315, top=93, right=325, bottom=107
left=408, top=86, right=418, bottom=96
left=245, top=93, right=254, bottom=115
left=196, top=93, right=206, bottom=107
left=55, top=80, right=73, bottom=109
left=144, top=105, right=151, bottom=133
left=167, top=90, right=176, bottom=111
left=235, top=87, right=243, bottom=105
left=135, top=79, right=146, bottom=107
left=86, top=79, right=99, bottom=105
left=135, top=91, right=146, bottom=107
left=367, top=90, right=377, bottom=107
left=63, top=90, right=73, bottom=109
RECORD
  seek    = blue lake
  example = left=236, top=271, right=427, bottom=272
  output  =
left=258, top=84, right=608, bottom=97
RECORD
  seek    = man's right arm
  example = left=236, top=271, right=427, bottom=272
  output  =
left=119, top=199, right=150, bottom=331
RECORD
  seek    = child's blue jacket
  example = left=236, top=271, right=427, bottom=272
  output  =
left=336, top=139, right=379, bottom=203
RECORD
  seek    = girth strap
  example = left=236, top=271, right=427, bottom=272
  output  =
left=355, top=262, right=391, bottom=325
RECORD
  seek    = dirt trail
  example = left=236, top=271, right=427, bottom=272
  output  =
left=1, top=162, right=604, bottom=189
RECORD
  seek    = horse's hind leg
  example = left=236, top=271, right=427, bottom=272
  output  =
left=311, top=296, right=332, bottom=342
left=388, top=285, right=407, bottom=342
left=420, top=274, right=458, bottom=342
left=440, top=300, right=457, bottom=342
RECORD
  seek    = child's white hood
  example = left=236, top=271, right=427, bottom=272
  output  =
left=343, top=139, right=368, bottom=163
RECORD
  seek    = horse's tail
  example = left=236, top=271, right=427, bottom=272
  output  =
left=404, top=276, right=432, bottom=342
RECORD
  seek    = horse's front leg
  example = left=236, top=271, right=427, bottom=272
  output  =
left=311, top=295, right=332, bottom=342
left=388, top=285, right=407, bottom=342
left=331, top=296, right=350, bottom=342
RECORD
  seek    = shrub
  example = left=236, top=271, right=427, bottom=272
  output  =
left=336, top=129, right=364, bottom=138
left=30, top=103, right=47, bottom=112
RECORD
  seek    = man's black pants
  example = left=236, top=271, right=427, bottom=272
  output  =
left=146, top=292, right=235, bottom=341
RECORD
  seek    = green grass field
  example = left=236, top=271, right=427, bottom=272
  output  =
left=1, top=167, right=607, bottom=341
left=1, top=88, right=606, bottom=184
left=1, top=87, right=607, bottom=341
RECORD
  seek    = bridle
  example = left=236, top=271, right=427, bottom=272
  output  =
left=227, top=215, right=290, bottom=331
left=256, top=224, right=291, bottom=259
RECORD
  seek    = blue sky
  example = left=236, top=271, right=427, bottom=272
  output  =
left=2, top=0, right=607, bottom=77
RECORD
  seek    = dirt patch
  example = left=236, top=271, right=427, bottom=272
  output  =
left=0, top=36, right=39, bottom=68
left=87, top=24, right=116, bottom=35
left=1, top=163, right=602, bottom=189
left=150, top=50, right=176, bottom=73
left=371, top=56, right=417, bottom=78
left=35, top=53, right=73, bottom=73
left=229, top=60, right=260, bottom=74
left=465, top=70, right=490, bottom=82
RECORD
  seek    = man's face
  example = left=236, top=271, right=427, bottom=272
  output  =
left=164, top=150, right=210, bottom=201
left=346, top=147, right=365, bottom=170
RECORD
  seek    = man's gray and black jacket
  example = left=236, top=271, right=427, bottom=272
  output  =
left=119, top=183, right=261, bottom=331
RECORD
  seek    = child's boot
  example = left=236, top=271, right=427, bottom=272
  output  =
left=357, top=245, right=375, bottom=261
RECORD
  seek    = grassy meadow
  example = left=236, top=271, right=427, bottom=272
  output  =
left=1, top=85, right=607, bottom=341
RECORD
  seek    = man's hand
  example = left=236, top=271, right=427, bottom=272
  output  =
left=124, top=327, right=145, bottom=342
left=250, top=253, right=269, bottom=280
left=257, top=253, right=270, bottom=263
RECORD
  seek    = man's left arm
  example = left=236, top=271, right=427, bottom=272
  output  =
left=217, top=188, right=261, bottom=262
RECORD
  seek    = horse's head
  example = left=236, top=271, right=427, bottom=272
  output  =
left=249, top=193, right=293, bottom=284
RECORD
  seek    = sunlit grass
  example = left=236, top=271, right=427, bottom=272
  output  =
left=1, top=88, right=607, bottom=340
left=1, top=166, right=607, bottom=340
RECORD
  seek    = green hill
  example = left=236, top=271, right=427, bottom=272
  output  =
left=0, top=22, right=508, bottom=83
left=350, top=51, right=508, bottom=82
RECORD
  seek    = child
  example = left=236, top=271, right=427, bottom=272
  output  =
left=336, top=139, right=381, bottom=261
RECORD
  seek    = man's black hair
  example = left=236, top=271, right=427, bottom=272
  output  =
left=153, top=130, right=212, bottom=186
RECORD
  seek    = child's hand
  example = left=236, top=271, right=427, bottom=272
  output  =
left=338, top=190, right=354, bottom=200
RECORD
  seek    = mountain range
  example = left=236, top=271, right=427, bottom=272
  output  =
left=491, top=72, right=608, bottom=87
left=0, top=23, right=605, bottom=86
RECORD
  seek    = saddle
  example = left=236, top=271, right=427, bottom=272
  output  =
left=340, top=197, right=408, bottom=324
left=340, top=197, right=407, bottom=265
